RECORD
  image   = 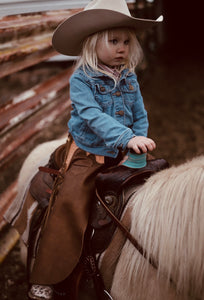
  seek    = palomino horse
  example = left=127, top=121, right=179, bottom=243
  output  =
left=11, top=139, right=204, bottom=300
left=100, top=154, right=204, bottom=300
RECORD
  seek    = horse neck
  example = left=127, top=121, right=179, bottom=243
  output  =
left=107, top=157, right=204, bottom=299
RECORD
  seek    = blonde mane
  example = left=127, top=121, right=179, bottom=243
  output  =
left=111, top=156, right=204, bottom=299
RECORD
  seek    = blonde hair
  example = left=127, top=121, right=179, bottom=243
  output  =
left=75, top=28, right=143, bottom=79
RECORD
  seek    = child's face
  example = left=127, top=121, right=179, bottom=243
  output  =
left=96, top=28, right=130, bottom=67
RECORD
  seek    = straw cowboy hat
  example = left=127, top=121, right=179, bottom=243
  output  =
left=52, top=0, right=163, bottom=56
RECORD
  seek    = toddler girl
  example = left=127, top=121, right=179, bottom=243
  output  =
left=6, top=0, right=163, bottom=299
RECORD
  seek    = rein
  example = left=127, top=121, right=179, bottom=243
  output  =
left=95, top=189, right=158, bottom=270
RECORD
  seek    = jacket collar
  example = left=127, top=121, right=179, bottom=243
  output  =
left=80, top=65, right=133, bottom=80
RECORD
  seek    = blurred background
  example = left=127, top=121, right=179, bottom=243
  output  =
left=0, top=1, right=203, bottom=299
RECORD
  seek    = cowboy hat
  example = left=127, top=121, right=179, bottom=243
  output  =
left=52, top=0, right=163, bottom=56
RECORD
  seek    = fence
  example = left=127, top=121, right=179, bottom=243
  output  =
left=0, top=1, right=162, bottom=262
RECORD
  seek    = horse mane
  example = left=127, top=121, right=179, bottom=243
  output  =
left=112, top=156, right=204, bottom=299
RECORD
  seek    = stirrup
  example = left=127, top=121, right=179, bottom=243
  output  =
left=28, top=284, right=53, bottom=300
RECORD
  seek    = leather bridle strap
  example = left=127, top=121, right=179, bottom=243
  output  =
left=95, top=189, right=158, bottom=270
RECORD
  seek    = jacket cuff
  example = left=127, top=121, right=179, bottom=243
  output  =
left=115, top=129, right=135, bottom=150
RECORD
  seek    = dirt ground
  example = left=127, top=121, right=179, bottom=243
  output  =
left=0, top=49, right=203, bottom=299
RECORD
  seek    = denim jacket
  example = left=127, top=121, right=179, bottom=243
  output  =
left=68, top=66, right=148, bottom=158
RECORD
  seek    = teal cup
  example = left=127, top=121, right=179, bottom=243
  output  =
left=122, top=150, right=147, bottom=168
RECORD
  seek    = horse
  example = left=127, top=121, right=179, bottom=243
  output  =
left=10, top=139, right=204, bottom=300
left=99, top=154, right=204, bottom=300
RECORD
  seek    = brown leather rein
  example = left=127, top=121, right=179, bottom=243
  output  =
left=95, top=189, right=158, bottom=270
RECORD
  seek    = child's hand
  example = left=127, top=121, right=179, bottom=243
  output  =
left=127, top=136, right=156, bottom=154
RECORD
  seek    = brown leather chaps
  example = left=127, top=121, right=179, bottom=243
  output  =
left=30, top=148, right=104, bottom=285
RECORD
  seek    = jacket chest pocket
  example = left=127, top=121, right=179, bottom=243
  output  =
left=94, top=83, right=113, bottom=108
left=120, top=79, right=138, bottom=105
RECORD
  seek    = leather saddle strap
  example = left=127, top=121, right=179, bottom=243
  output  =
left=41, top=134, right=73, bottom=233
left=95, top=189, right=158, bottom=270
left=38, top=166, right=61, bottom=176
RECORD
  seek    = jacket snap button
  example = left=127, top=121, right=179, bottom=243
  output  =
left=129, top=84, right=134, bottom=90
left=115, top=110, right=124, bottom=116
left=100, top=86, right=106, bottom=92
left=115, top=91, right=121, bottom=96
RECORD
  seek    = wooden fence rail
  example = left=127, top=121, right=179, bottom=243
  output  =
left=0, top=1, right=161, bottom=263
left=0, top=9, right=81, bottom=78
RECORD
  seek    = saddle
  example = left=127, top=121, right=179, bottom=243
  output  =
left=89, top=158, right=169, bottom=254
left=28, top=143, right=169, bottom=299
left=29, top=143, right=169, bottom=255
